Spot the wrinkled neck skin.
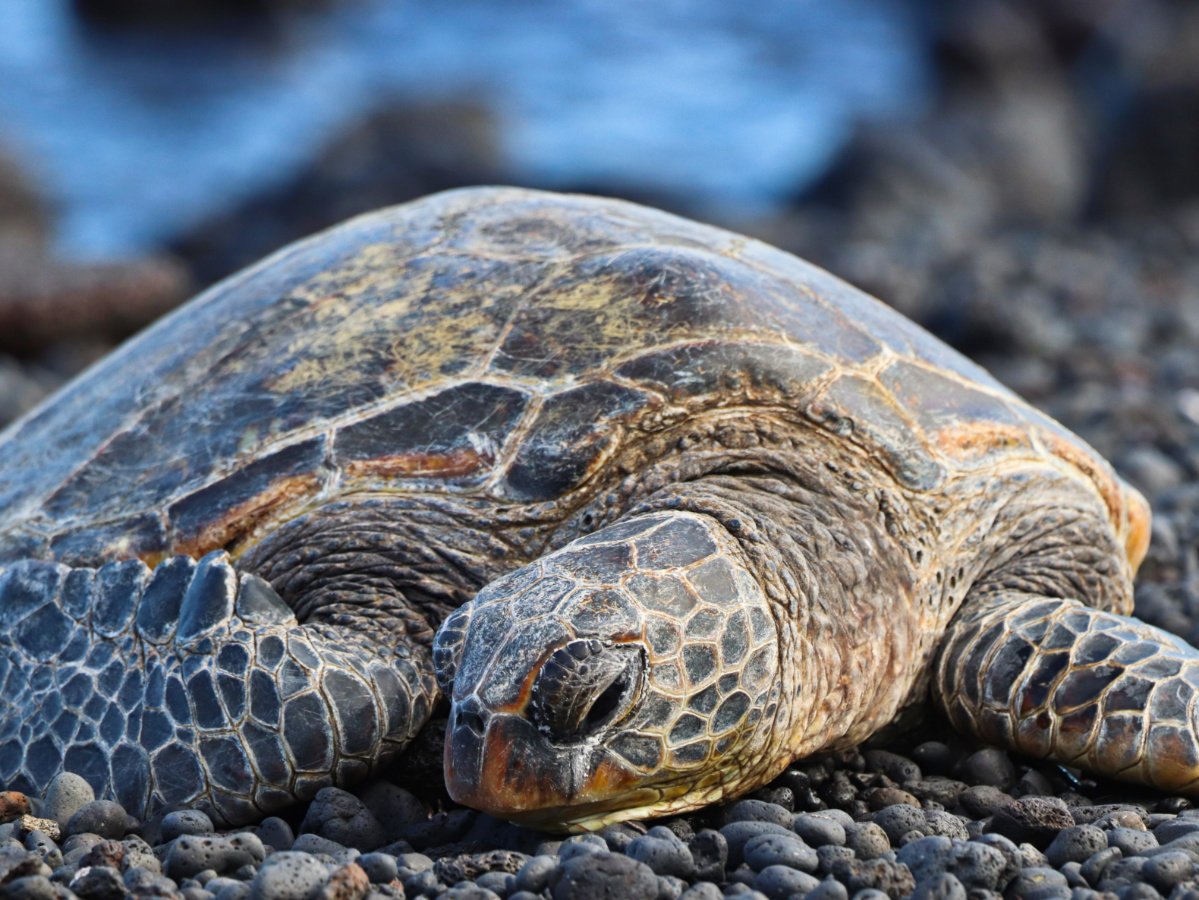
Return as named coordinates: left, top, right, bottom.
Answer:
left=631, top=443, right=930, bottom=777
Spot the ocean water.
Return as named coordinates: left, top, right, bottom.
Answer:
left=0, top=0, right=931, bottom=260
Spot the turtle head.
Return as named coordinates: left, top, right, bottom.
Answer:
left=432, top=510, right=782, bottom=832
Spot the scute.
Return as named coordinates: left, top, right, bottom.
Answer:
left=0, top=186, right=1125, bottom=567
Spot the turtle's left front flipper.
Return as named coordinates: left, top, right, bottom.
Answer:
left=0, top=551, right=436, bottom=825
left=934, top=589, right=1199, bottom=795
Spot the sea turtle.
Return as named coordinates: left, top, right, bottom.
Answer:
left=0, top=187, right=1189, bottom=835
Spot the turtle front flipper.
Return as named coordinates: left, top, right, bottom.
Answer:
left=935, top=590, right=1199, bottom=795
left=0, top=551, right=436, bottom=825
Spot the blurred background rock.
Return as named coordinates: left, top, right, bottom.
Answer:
left=2, top=0, right=1199, bottom=637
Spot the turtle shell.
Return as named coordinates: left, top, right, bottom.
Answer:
left=0, top=187, right=1146, bottom=568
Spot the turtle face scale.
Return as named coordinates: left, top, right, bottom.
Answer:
left=432, top=511, right=782, bottom=831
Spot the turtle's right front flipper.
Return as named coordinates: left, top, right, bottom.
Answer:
left=0, top=552, right=437, bottom=825
left=935, top=590, right=1199, bottom=796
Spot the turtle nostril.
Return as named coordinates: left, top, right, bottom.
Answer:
left=455, top=706, right=486, bottom=737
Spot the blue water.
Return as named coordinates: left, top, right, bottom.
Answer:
left=0, top=0, right=931, bottom=260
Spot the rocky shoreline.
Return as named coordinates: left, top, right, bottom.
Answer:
left=6, top=731, right=1199, bottom=900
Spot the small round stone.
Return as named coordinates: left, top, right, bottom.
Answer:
left=720, top=822, right=795, bottom=870
left=1108, top=828, right=1158, bottom=857
left=547, top=852, right=658, bottom=900
left=721, top=800, right=794, bottom=829
left=743, top=833, right=818, bottom=873
left=910, top=873, right=967, bottom=900
left=807, top=876, right=849, bottom=900
left=678, top=883, right=723, bottom=900
left=3, top=875, right=55, bottom=900
left=1044, top=825, right=1108, bottom=868
left=754, top=864, right=820, bottom=900
left=958, top=786, right=1013, bottom=819
left=625, top=835, right=694, bottom=879
left=40, top=774, right=94, bottom=828
left=299, top=787, right=385, bottom=853
left=1004, top=868, right=1069, bottom=900
left=255, top=818, right=295, bottom=853
left=656, top=874, right=687, bottom=900
left=65, top=800, right=128, bottom=840
left=845, top=823, right=890, bottom=860
left=687, top=830, right=728, bottom=882
left=250, top=851, right=329, bottom=900
left=515, top=855, right=559, bottom=895
left=1142, top=851, right=1195, bottom=893
left=163, top=810, right=217, bottom=842
left=921, top=812, right=968, bottom=842
left=960, top=750, right=1016, bottom=791
left=988, top=798, right=1074, bottom=848
left=355, top=852, right=398, bottom=884
left=794, top=814, right=847, bottom=848
left=874, top=806, right=926, bottom=845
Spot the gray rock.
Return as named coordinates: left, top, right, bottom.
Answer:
left=795, top=814, right=847, bottom=848
left=40, top=774, right=95, bottom=829
left=514, top=855, right=558, bottom=894
left=165, top=834, right=266, bottom=881
left=678, top=883, right=723, bottom=900
left=250, top=851, right=328, bottom=900
left=874, top=806, right=927, bottom=845
left=65, top=801, right=128, bottom=840
left=1111, top=828, right=1160, bottom=858
left=911, top=872, right=967, bottom=900
left=163, top=810, right=217, bottom=842
left=687, top=830, right=727, bottom=883
left=547, top=851, right=659, bottom=900
left=625, top=834, right=694, bottom=879
left=754, top=864, right=820, bottom=900
left=299, top=788, right=385, bottom=853
left=743, top=833, right=818, bottom=873
left=846, top=823, right=891, bottom=860
left=356, top=852, right=398, bottom=884
left=1046, top=826, right=1109, bottom=868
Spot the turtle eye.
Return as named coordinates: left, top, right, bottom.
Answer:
left=433, top=604, right=474, bottom=695
left=529, top=640, right=644, bottom=742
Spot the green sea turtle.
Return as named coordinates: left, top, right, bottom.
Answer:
left=0, top=187, right=1186, bottom=834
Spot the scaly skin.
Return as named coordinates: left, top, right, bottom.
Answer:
left=0, top=551, right=436, bottom=825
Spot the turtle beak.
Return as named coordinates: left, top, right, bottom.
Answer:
left=444, top=699, right=643, bottom=831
